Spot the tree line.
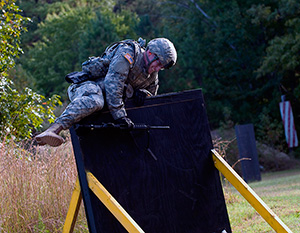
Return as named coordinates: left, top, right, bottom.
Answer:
left=1, top=0, right=300, bottom=153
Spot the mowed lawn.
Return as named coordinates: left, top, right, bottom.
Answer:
left=223, top=168, right=300, bottom=232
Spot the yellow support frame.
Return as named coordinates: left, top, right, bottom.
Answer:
left=63, top=172, right=145, bottom=233
left=86, top=172, right=145, bottom=233
left=212, top=149, right=293, bottom=233
left=63, top=179, right=82, bottom=233
left=64, top=150, right=293, bottom=233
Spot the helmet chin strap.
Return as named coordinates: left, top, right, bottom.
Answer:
left=145, top=49, right=159, bottom=70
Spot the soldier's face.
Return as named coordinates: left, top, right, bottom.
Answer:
left=145, top=50, right=164, bottom=74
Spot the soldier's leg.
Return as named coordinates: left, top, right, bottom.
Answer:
left=55, top=81, right=105, bottom=129
left=35, top=81, right=104, bottom=146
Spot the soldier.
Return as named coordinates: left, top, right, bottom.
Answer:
left=35, top=38, right=177, bottom=147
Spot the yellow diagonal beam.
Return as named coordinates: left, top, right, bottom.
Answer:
left=86, top=172, right=145, bottom=233
left=212, top=149, right=293, bottom=233
left=63, top=178, right=82, bottom=233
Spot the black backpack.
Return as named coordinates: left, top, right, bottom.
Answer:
left=65, top=38, right=146, bottom=84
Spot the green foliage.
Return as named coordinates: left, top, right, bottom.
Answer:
left=254, top=1, right=300, bottom=77
left=78, top=6, right=138, bottom=61
left=9, top=0, right=300, bottom=150
left=148, top=0, right=300, bottom=132
left=19, top=0, right=138, bottom=99
left=21, top=4, right=94, bottom=98
left=151, top=0, right=269, bottom=126
left=248, top=0, right=300, bottom=134
left=0, top=0, right=30, bottom=72
left=0, top=0, right=62, bottom=142
left=0, top=77, right=62, bottom=141
left=256, top=107, right=286, bottom=151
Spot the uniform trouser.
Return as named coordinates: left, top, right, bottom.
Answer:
left=55, top=81, right=105, bottom=130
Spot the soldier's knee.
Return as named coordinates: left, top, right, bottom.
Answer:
left=78, top=94, right=104, bottom=112
left=93, top=95, right=104, bottom=110
left=69, top=81, right=101, bottom=101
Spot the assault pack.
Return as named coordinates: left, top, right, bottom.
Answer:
left=65, top=38, right=146, bottom=84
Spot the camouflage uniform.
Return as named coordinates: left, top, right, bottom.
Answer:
left=55, top=41, right=159, bottom=129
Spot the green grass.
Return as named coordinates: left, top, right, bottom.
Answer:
left=223, top=169, right=300, bottom=232
left=1, top=137, right=300, bottom=232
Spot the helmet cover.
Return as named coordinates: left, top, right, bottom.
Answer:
left=147, top=38, right=177, bottom=69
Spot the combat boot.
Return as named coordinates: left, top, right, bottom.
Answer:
left=35, top=123, right=64, bottom=147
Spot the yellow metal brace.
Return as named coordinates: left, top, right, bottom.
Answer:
left=212, top=149, right=293, bottom=233
left=64, top=150, right=293, bottom=232
left=86, top=172, right=145, bottom=233
left=63, top=172, right=145, bottom=233
left=63, top=178, right=82, bottom=233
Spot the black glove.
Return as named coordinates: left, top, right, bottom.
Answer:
left=115, top=117, right=134, bottom=129
left=133, top=89, right=147, bottom=106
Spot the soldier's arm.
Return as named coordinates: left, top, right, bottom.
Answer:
left=104, top=44, right=134, bottom=120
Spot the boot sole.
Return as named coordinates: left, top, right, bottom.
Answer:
left=35, top=134, right=64, bottom=147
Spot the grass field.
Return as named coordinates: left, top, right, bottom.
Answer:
left=0, top=140, right=88, bottom=232
left=1, top=138, right=300, bottom=232
left=223, top=169, right=300, bottom=232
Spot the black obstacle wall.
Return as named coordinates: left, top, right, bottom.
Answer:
left=235, top=124, right=261, bottom=183
left=73, top=89, right=231, bottom=233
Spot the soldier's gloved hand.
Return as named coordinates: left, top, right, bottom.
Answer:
left=116, top=117, right=134, bottom=129
left=133, top=89, right=148, bottom=106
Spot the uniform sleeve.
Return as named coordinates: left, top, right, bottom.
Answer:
left=104, top=44, right=134, bottom=120
left=145, top=72, right=159, bottom=96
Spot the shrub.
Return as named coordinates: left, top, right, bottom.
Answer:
left=0, top=77, right=62, bottom=142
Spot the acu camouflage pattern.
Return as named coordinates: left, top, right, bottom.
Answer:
left=147, top=38, right=177, bottom=68
left=82, top=57, right=110, bottom=78
left=55, top=40, right=159, bottom=129
left=55, top=80, right=105, bottom=129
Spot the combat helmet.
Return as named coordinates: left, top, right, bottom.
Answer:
left=146, top=38, right=177, bottom=69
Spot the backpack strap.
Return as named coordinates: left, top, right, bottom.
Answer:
left=101, top=38, right=145, bottom=63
